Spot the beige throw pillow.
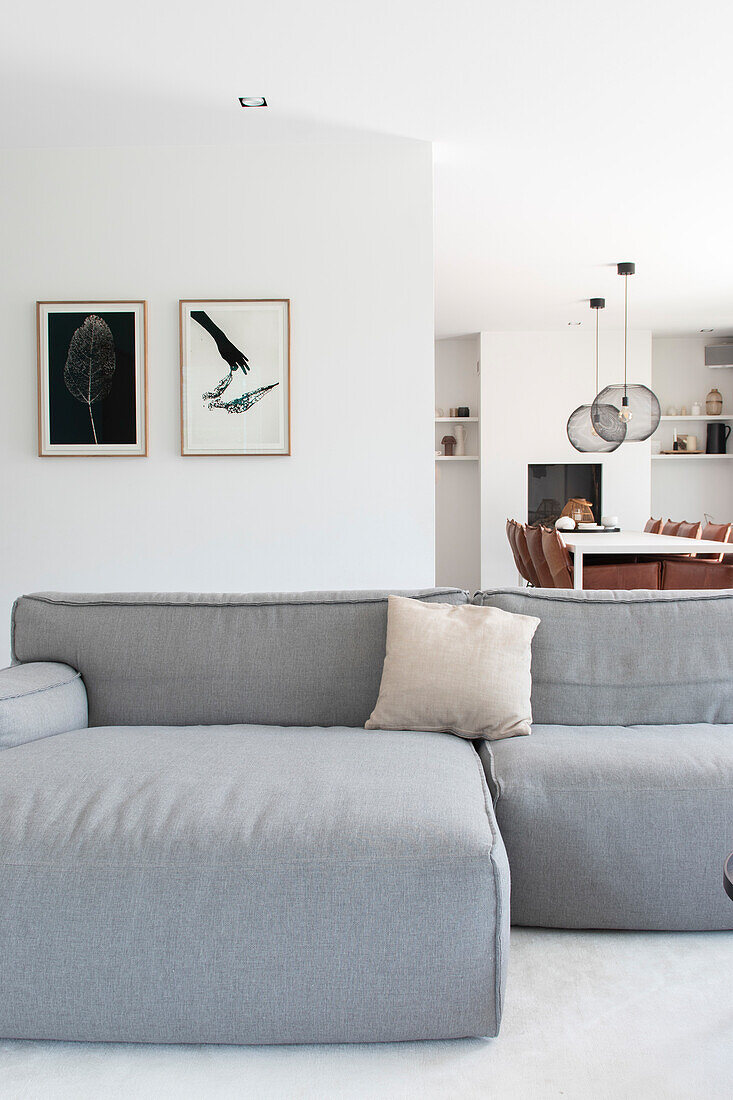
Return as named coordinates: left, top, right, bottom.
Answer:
left=365, top=595, right=540, bottom=740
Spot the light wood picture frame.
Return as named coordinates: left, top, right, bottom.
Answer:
left=179, top=299, right=291, bottom=456
left=37, top=301, right=148, bottom=457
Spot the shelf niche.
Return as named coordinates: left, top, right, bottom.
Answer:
left=435, top=335, right=481, bottom=593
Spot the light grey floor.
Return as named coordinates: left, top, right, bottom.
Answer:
left=1, top=928, right=731, bottom=1100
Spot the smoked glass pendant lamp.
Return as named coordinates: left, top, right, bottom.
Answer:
left=567, top=298, right=627, bottom=452
left=591, top=263, right=661, bottom=443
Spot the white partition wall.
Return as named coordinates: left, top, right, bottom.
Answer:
left=479, top=330, right=653, bottom=588
left=0, top=141, right=435, bottom=661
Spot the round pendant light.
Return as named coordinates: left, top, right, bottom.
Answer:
left=591, top=263, right=661, bottom=443
left=567, top=298, right=627, bottom=453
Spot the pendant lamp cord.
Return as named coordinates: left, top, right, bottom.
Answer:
left=623, top=273, right=628, bottom=400
left=595, top=304, right=599, bottom=393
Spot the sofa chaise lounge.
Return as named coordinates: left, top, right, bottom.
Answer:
left=1, top=587, right=731, bottom=1045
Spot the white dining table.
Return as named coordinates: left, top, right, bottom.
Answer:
left=559, top=530, right=733, bottom=589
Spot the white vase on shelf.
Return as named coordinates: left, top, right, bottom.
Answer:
left=453, top=424, right=467, bottom=457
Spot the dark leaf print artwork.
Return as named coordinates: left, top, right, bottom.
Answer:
left=192, top=310, right=278, bottom=414
left=63, top=315, right=116, bottom=444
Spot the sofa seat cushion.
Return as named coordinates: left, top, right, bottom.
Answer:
left=0, top=724, right=509, bottom=1044
left=479, top=723, right=733, bottom=931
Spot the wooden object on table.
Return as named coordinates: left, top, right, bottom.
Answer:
left=561, top=498, right=595, bottom=523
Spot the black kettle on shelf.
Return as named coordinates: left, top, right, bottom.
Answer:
left=706, top=421, right=731, bottom=454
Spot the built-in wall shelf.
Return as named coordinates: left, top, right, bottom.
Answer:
left=434, top=334, right=482, bottom=593
left=651, top=453, right=733, bottom=461
left=659, top=415, right=731, bottom=422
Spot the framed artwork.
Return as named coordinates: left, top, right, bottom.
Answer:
left=180, top=299, right=290, bottom=456
left=37, top=301, right=148, bottom=457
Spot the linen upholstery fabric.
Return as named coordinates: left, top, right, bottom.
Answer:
left=0, top=724, right=509, bottom=1044
left=365, top=596, right=540, bottom=740
left=11, top=590, right=467, bottom=728
left=0, top=662, right=87, bottom=749
left=473, top=588, right=733, bottom=725
left=479, top=724, right=733, bottom=930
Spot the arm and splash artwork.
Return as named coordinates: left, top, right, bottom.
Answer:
left=191, top=311, right=279, bottom=415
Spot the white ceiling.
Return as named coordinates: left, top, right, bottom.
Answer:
left=4, top=0, right=733, bottom=336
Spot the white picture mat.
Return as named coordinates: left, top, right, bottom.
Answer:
left=37, top=301, right=147, bottom=457
left=181, top=301, right=289, bottom=455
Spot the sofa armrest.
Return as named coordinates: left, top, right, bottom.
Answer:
left=0, top=663, right=88, bottom=750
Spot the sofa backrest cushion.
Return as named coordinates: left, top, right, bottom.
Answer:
left=473, top=588, right=733, bottom=726
left=12, top=590, right=468, bottom=728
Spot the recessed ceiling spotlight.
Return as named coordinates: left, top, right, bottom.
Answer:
left=700, top=328, right=714, bottom=332
left=568, top=321, right=582, bottom=326
left=239, top=96, right=267, bottom=107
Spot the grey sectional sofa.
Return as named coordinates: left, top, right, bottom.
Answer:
left=2, top=589, right=508, bottom=1045
left=1, top=587, right=731, bottom=1046
left=475, top=588, right=733, bottom=932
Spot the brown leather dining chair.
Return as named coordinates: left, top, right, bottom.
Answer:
left=676, top=521, right=702, bottom=540
left=525, top=525, right=555, bottom=588
left=661, top=519, right=703, bottom=560
left=698, top=522, right=733, bottom=562
left=515, top=524, right=541, bottom=586
left=662, top=559, right=733, bottom=589
left=541, top=528, right=661, bottom=590
left=506, top=520, right=525, bottom=580
left=662, top=519, right=702, bottom=540
left=644, top=517, right=663, bottom=534
left=501, top=521, right=537, bottom=589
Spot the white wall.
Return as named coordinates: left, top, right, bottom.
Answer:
left=434, top=336, right=481, bottom=592
left=0, top=142, right=435, bottom=661
left=480, top=330, right=652, bottom=587
left=651, top=336, right=733, bottom=523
